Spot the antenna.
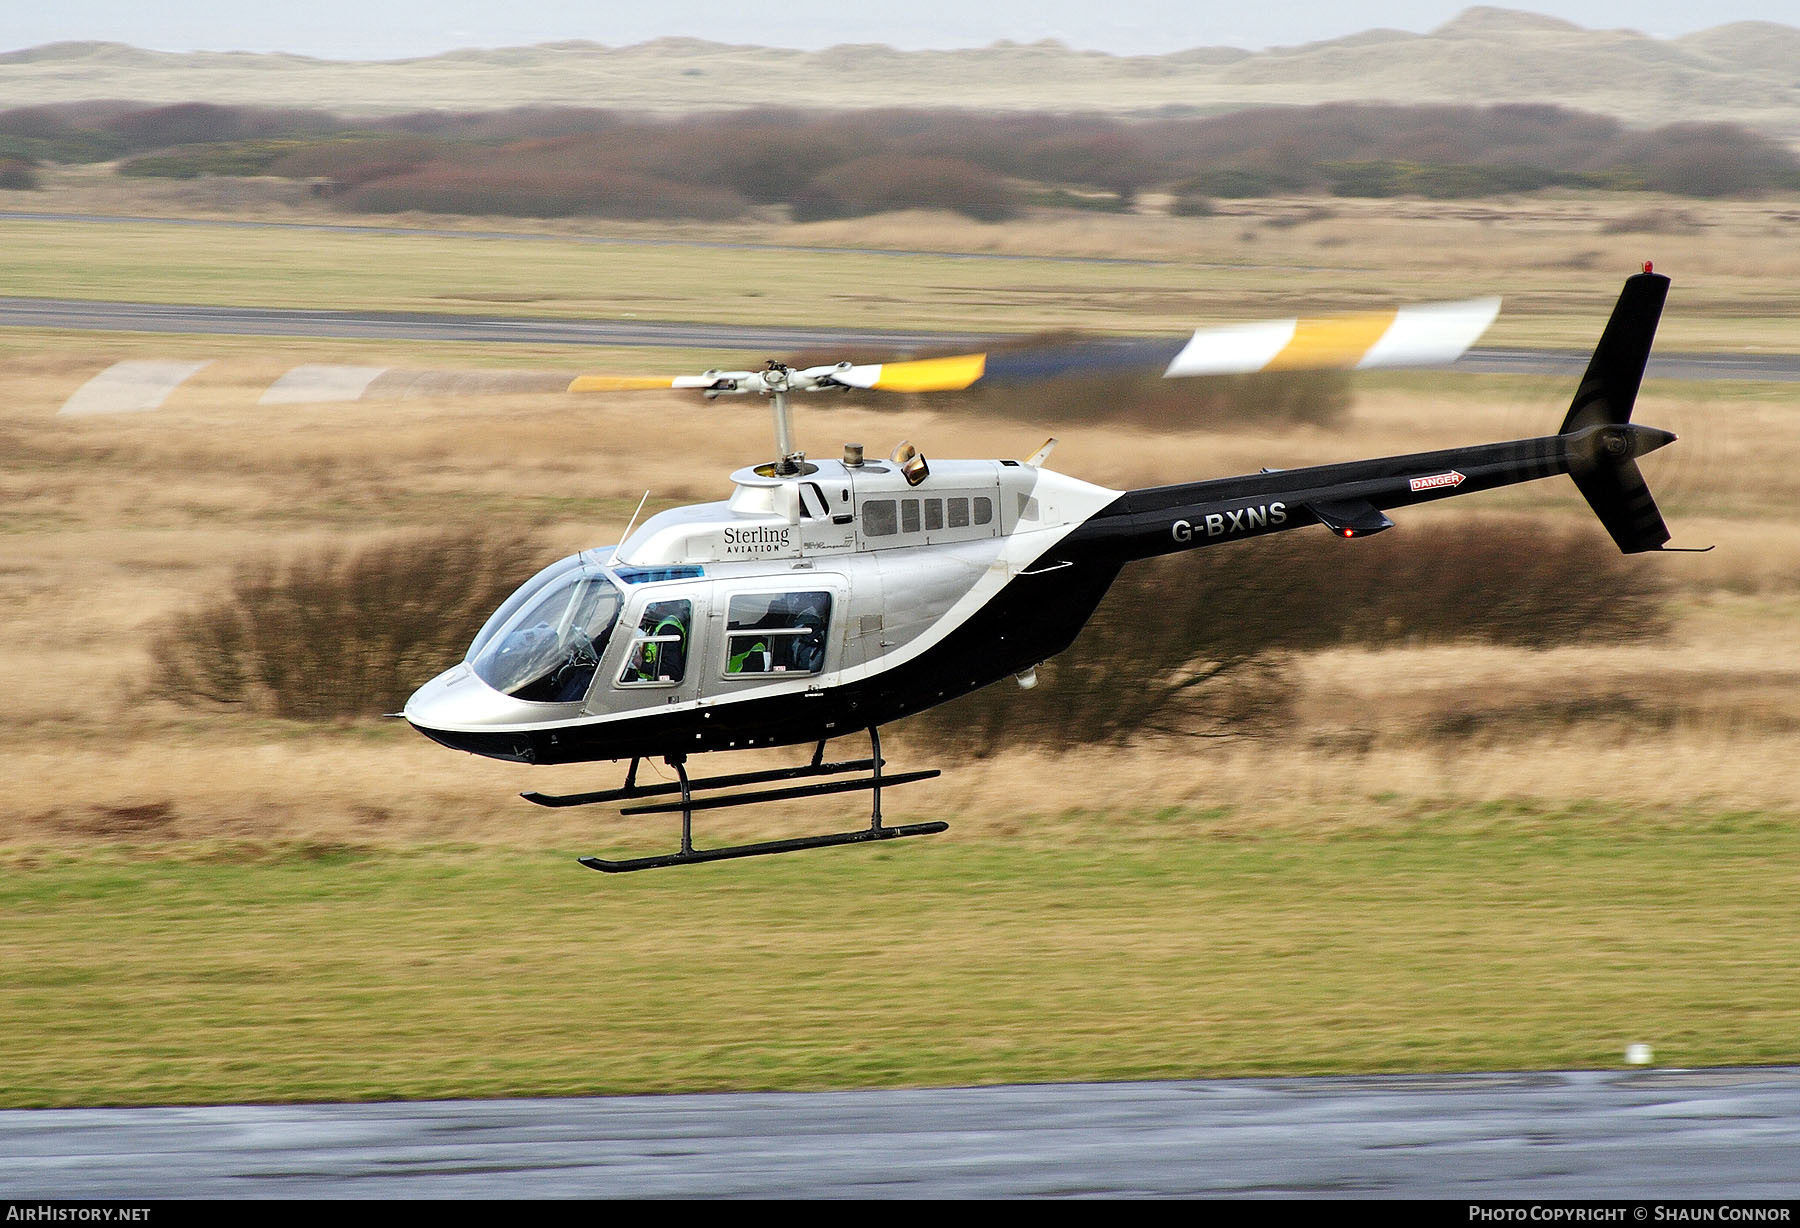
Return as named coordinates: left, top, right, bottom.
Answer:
left=617, top=489, right=651, bottom=556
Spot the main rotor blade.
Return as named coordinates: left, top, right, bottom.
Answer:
left=1162, top=298, right=1502, bottom=376
left=828, top=298, right=1502, bottom=391
left=560, top=298, right=1501, bottom=397
left=566, top=375, right=687, bottom=392
left=834, top=353, right=988, bottom=391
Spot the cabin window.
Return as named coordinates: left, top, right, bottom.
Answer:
left=973, top=496, right=994, bottom=526
left=862, top=499, right=897, bottom=537
left=901, top=499, right=921, bottom=533
left=617, top=599, right=691, bottom=687
left=724, top=591, right=832, bottom=677
left=925, top=499, right=944, bottom=531
left=947, top=497, right=970, bottom=529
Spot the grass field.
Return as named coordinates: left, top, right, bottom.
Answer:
left=2, top=193, right=1798, bottom=1105
left=7, top=186, right=1800, bottom=348
left=5, top=812, right=1800, bottom=1108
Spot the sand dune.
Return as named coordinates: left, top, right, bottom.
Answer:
left=3, top=9, right=1798, bottom=138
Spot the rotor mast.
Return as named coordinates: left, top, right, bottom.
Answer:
left=761, top=362, right=803, bottom=474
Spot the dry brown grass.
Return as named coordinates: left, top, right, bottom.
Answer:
left=3, top=327, right=1799, bottom=851
left=3, top=197, right=1797, bottom=853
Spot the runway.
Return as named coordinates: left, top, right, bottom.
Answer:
left=0, top=295, right=972, bottom=354
left=4, top=295, right=1798, bottom=383
left=3, top=1067, right=1798, bottom=1198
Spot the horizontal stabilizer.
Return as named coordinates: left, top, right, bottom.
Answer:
left=1571, top=454, right=1671, bottom=554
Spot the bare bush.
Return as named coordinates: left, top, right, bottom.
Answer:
left=152, top=528, right=558, bottom=720
left=10, top=99, right=1792, bottom=216
left=99, top=102, right=340, bottom=151
left=1598, top=207, right=1705, bottom=235
left=266, top=136, right=438, bottom=187
left=0, top=157, right=38, bottom=190
left=1612, top=123, right=1800, bottom=197
left=905, top=516, right=1667, bottom=753
left=791, top=155, right=1021, bottom=223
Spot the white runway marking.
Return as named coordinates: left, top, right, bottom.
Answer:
left=57, top=360, right=212, bottom=416
left=259, top=364, right=390, bottom=404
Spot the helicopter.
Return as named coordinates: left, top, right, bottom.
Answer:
left=404, top=267, right=1691, bottom=873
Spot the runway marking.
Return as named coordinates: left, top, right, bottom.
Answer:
left=259, top=364, right=390, bottom=404
left=57, top=360, right=212, bottom=416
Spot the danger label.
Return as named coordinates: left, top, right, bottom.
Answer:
left=1408, top=470, right=1466, bottom=492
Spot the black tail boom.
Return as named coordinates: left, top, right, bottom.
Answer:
left=1078, top=423, right=1674, bottom=561
left=1075, top=270, right=1683, bottom=560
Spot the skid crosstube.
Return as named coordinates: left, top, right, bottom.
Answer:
left=522, top=758, right=880, bottom=808
left=618, top=769, right=939, bottom=816
left=579, top=821, right=949, bottom=873
left=569, top=727, right=945, bottom=873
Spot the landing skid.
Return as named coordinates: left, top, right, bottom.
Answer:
left=556, top=728, right=945, bottom=873
left=578, top=822, right=949, bottom=873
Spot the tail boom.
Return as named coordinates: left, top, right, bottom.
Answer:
left=1073, top=422, right=1673, bottom=561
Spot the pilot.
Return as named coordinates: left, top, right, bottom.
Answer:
left=789, top=595, right=828, bottom=673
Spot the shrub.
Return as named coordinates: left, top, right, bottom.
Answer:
left=336, top=163, right=746, bottom=220
left=904, top=516, right=1667, bottom=753
left=0, top=157, right=38, bottom=190
left=1597, top=208, right=1704, bottom=236
left=265, top=136, right=439, bottom=187
left=119, top=139, right=307, bottom=179
left=1611, top=123, right=1800, bottom=197
left=1168, top=191, right=1216, bottom=217
left=152, top=528, right=557, bottom=721
left=791, top=155, right=1021, bottom=223
left=100, top=102, right=339, bottom=150
left=29, top=98, right=1795, bottom=218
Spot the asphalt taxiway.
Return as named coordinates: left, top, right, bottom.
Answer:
left=4, top=296, right=1797, bottom=384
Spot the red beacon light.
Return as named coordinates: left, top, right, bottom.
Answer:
left=1643, top=260, right=1654, bottom=273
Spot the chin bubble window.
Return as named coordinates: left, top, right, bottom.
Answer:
left=724, top=591, right=832, bottom=677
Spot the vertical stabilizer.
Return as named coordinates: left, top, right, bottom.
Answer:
left=1561, top=270, right=1677, bottom=553
left=1560, top=270, right=1669, bottom=434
